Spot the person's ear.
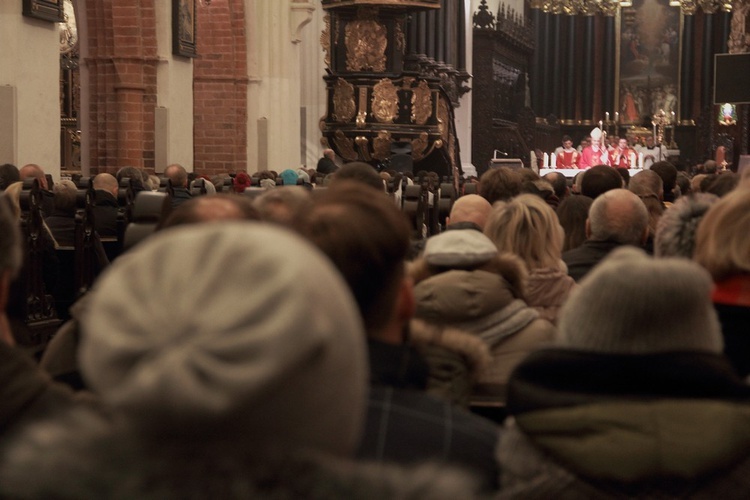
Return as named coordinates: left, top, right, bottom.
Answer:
left=395, top=276, right=415, bottom=326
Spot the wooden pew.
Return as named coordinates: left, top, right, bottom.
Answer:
left=14, top=178, right=60, bottom=352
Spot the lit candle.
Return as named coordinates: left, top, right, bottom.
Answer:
left=630, top=152, right=636, bottom=168
left=671, top=111, right=675, bottom=123
left=599, top=120, right=603, bottom=130
left=606, top=112, right=610, bottom=121
left=551, top=153, right=557, bottom=169
left=615, top=112, right=619, bottom=123
left=638, top=152, right=644, bottom=169
left=543, top=152, right=549, bottom=169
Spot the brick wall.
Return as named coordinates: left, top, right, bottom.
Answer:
left=85, top=0, right=159, bottom=174
left=194, top=0, right=248, bottom=176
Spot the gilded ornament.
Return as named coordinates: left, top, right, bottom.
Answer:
left=411, top=132, right=428, bottom=162
left=411, top=80, right=433, bottom=125
left=372, top=78, right=400, bottom=123
left=356, top=110, right=368, bottom=128
left=356, top=86, right=369, bottom=127
left=355, top=136, right=372, bottom=161
left=345, top=8, right=387, bottom=72
left=321, top=15, right=331, bottom=68
left=448, top=133, right=456, bottom=171
left=333, top=78, right=356, bottom=123
left=394, top=20, right=405, bottom=55
left=437, top=96, right=450, bottom=141
left=402, top=77, right=415, bottom=89
left=334, top=130, right=358, bottom=161
left=373, top=130, right=392, bottom=160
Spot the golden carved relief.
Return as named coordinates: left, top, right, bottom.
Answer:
left=448, top=133, right=456, bottom=172
left=395, top=20, right=405, bottom=55
left=373, top=130, right=392, bottom=160
left=356, top=87, right=369, bottom=128
left=402, top=77, right=415, bottom=89
left=356, top=111, right=367, bottom=128
left=372, top=78, right=399, bottom=123
left=411, top=80, right=432, bottom=125
left=411, top=132, right=428, bottom=162
left=333, top=78, right=356, bottom=123
left=437, top=95, right=450, bottom=141
left=334, top=130, right=358, bottom=161
left=321, top=15, right=331, bottom=68
left=345, top=7, right=387, bottom=72
left=355, top=136, right=372, bottom=161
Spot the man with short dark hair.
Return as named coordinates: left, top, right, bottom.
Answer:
left=0, top=164, right=20, bottom=191
left=479, top=166, right=522, bottom=205
left=300, top=181, right=500, bottom=491
left=580, top=164, right=623, bottom=199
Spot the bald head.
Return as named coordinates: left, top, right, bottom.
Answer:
left=448, top=194, right=493, bottom=230
left=588, top=189, right=649, bottom=245
left=164, top=164, right=188, bottom=188
left=93, top=173, right=119, bottom=197
left=19, top=164, right=47, bottom=190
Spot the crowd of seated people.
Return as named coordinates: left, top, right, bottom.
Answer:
left=1, top=157, right=749, bottom=497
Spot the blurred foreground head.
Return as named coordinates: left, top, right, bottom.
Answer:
left=80, top=222, right=367, bottom=457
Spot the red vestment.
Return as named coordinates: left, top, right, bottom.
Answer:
left=579, top=146, right=610, bottom=169
left=609, top=147, right=635, bottom=168
left=556, top=149, right=579, bottom=169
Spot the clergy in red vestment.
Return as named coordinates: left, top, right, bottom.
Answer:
left=556, top=136, right=580, bottom=169
left=609, top=137, right=635, bottom=168
left=578, top=128, right=610, bottom=169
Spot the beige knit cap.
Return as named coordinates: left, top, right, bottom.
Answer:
left=80, top=222, right=368, bottom=457
left=559, top=247, right=723, bottom=354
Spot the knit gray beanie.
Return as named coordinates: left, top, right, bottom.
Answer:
left=80, top=222, right=367, bottom=457
left=558, top=247, right=723, bottom=354
left=423, top=229, right=497, bottom=267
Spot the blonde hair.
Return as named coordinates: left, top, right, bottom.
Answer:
left=694, top=186, right=750, bottom=281
left=484, top=194, right=565, bottom=271
left=3, top=181, right=23, bottom=219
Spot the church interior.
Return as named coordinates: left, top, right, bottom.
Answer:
left=2, top=0, right=749, bottom=180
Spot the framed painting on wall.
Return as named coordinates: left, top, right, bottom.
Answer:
left=22, top=0, right=65, bottom=23
left=173, top=0, right=197, bottom=58
left=617, top=0, right=680, bottom=127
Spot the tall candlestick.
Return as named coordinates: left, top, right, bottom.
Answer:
left=638, top=152, right=644, bottom=169
left=550, top=153, right=557, bottom=169
left=606, top=112, right=610, bottom=121
left=599, top=120, right=603, bottom=130
left=615, top=112, right=619, bottom=123
left=543, top=152, right=549, bottom=169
